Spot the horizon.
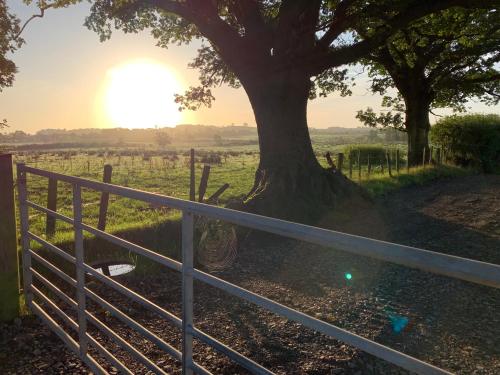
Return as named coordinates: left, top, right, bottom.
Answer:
left=2, top=1, right=498, bottom=134
left=1, top=122, right=376, bottom=137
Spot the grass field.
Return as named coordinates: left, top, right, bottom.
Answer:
left=12, top=142, right=466, bottom=244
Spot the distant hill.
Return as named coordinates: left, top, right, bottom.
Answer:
left=1, top=124, right=404, bottom=148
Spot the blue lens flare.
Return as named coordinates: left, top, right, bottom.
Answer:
left=344, top=272, right=353, bottom=280
left=388, top=315, right=409, bottom=333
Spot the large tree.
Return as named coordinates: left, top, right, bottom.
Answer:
left=356, top=8, right=500, bottom=165
left=28, top=0, right=500, bottom=219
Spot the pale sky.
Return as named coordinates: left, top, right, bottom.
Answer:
left=1, top=1, right=498, bottom=133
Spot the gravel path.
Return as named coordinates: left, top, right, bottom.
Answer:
left=1, top=174, right=499, bottom=374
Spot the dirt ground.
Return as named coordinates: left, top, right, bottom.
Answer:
left=1, top=174, right=499, bottom=374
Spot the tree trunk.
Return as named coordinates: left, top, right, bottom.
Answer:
left=238, top=71, right=360, bottom=222
left=404, top=95, right=431, bottom=166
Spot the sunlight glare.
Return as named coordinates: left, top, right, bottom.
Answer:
left=104, top=59, right=182, bottom=128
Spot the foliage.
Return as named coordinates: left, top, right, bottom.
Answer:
left=155, top=130, right=171, bottom=148
left=0, top=0, right=22, bottom=92
left=35, top=0, right=496, bottom=111
left=430, top=114, right=500, bottom=173
left=357, top=7, right=500, bottom=130
left=344, top=145, right=404, bottom=165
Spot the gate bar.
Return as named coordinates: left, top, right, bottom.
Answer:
left=17, top=164, right=32, bottom=308
left=193, top=269, right=451, bottom=375
left=182, top=211, right=194, bottom=375
left=31, top=301, right=107, bottom=375
left=192, top=327, right=274, bottom=375
left=28, top=232, right=76, bottom=264
left=84, top=286, right=182, bottom=361
left=86, top=311, right=168, bottom=375
left=84, top=264, right=182, bottom=327
left=30, top=250, right=76, bottom=287
left=81, top=223, right=182, bottom=272
left=73, top=184, right=88, bottom=357
left=31, top=285, right=133, bottom=375
left=21, top=165, right=500, bottom=289
left=26, top=200, right=74, bottom=225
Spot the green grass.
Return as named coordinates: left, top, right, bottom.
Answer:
left=12, top=145, right=462, bottom=247
left=360, top=165, right=472, bottom=197
left=4, top=145, right=471, bottom=319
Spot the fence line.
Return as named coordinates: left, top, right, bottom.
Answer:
left=17, top=163, right=500, bottom=375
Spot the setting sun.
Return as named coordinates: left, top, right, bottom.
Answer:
left=104, top=59, right=183, bottom=128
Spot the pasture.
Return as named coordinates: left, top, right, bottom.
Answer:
left=12, top=141, right=459, bottom=245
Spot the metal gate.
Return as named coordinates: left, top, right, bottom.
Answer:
left=17, top=163, right=500, bottom=375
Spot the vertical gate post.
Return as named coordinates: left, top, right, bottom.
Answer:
left=17, top=163, right=32, bottom=311
left=0, top=154, right=19, bottom=321
left=182, top=210, right=194, bottom=375
left=189, top=149, right=195, bottom=201
left=73, top=184, right=88, bottom=358
left=46, top=178, right=58, bottom=238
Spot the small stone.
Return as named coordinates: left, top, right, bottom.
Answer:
left=33, top=349, right=41, bottom=356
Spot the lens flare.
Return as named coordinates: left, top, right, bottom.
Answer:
left=344, top=272, right=353, bottom=280
left=388, top=315, right=409, bottom=333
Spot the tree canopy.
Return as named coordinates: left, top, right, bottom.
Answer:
left=29, top=0, right=498, bottom=109
left=356, top=7, right=500, bottom=132
left=19, top=0, right=500, bottom=219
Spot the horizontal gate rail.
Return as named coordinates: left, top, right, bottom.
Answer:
left=83, top=263, right=183, bottom=328
left=17, top=163, right=500, bottom=375
left=31, top=285, right=134, bottom=375
left=193, top=269, right=448, bottom=374
left=191, top=327, right=275, bottom=375
left=84, top=286, right=183, bottom=361
left=81, top=223, right=183, bottom=272
left=29, top=250, right=77, bottom=286
left=21, top=165, right=500, bottom=289
left=28, top=231, right=76, bottom=263
left=30, top=301, right=107, bottom=374
left=26, top=200, right=74, bottom=224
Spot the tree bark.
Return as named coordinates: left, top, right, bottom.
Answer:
left=404, top=94, right=432, bottom=166
left=237, top=70, right=359, bottom=221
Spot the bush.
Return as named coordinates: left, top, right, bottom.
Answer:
left=344, top=145, right=404, bottom=165
left=430, top=114, right=500, bottom=173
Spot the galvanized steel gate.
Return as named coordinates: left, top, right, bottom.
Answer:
left=17, top=164, right=500, bottom=375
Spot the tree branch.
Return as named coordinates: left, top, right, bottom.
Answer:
left=15, top=2, right=55, bottom=40
left=308, top=0, right=500, bottom=75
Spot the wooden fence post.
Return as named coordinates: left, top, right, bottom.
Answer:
left=367, top=154, right=371, bottom=178
left=337, top=153, right=344, bottom=174
left=189, top=149, right=195, bottom=201
left=46, top=178, right=58, bottom=238
left=422, top=147, right=426, bottom=168
left=429, top=146, right=433, bottom=165
left=357, top=150, right=361, bottom=179
left=325, top=152, right=335, bottom=168
left=396, top=149, right=400, bottom=174
left=198, top=165, right=211, bottom=202
left=407, top=149, right=410, bottom=174
left=387, top=151, right=392, bottom=177
left=348, top=154, right=353, bottom=179
left=97, top=164, right=113, bottom=231
left=0, top=154, right=20, bottom=321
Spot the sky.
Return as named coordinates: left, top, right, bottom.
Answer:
left=1, top=1, right=498, bottom=133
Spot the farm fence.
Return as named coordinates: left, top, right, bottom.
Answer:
left=17, top=163, right=500, bottom=375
